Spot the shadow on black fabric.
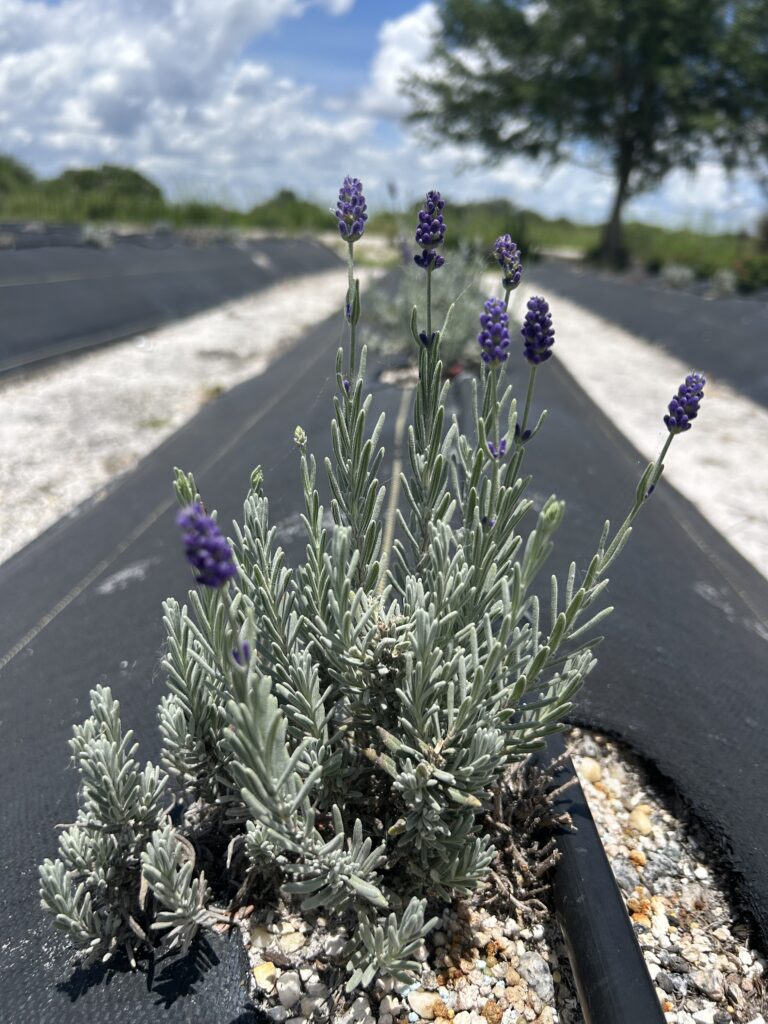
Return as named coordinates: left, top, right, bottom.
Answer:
left=149, top=935, right=221, bottom=1008
left=225, top=1008, right=269, bottom=1024
left=56, top=950, right=130, bottom=1001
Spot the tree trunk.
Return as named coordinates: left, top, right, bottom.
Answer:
left=599, top=159, right=631, bottom=267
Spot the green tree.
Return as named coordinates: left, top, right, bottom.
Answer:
left=0, top=155, right=36, bottom=195
left=408, top=0, right=744, bottom=264
left=48, top=164, right=164, bottom=202
left=720, top=1, right=768, bottom=207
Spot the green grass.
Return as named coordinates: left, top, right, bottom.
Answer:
left=622, top=223, right=755, bottom=278
left=369, top=198, right=758, bottom=276
left=0, top=155, right=762, bottom=285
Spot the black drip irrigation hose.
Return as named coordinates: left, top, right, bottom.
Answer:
left=539, top=732, right=665, bottom=1024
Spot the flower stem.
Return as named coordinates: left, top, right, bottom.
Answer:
left=347, top=240, right=356, bottom=381
left=426, top=267, right=433, bottom=342
left=519, top=366, right=538, bottom=438
left=648, top=434, right=674, bottom=491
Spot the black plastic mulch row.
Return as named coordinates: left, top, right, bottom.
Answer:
left=529, top=258, right=768, bottom=408
left=0, top=234, right=338, bottom=374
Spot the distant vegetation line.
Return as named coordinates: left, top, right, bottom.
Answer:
left=1, top=155, right=765, bottom=290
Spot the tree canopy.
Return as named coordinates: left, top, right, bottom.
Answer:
left=408, top=0, right=759, bottom=262
left=0, top=155, right=36, bottom=195
left=49, top=164, right=164, bottom=202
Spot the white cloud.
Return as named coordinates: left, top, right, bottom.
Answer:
left=0, top=0, right=762, bottom=228
left=0, top=0, right=365, bottom=205
left=360, top=2, right=437, bottom=118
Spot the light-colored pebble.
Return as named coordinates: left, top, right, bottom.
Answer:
left=408, top=989, right=439, bottom=1019
left=628, top=806, right=653, bottom=835
left=253, top=961, right=279, bottom=993
left=276, top=970, right=302, bottom=1009
left=579, top=756, right=602, bottom=782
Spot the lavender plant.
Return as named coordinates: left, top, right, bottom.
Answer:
left=40, top=181, right=704, bottom=991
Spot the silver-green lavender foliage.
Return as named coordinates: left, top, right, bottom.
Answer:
left=40, top=184, right=688, bottom=989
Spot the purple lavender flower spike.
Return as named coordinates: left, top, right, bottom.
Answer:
left=414, top=189, right=446, bottom=271
left=493, top=234, right=523, bottom=290
left=488, top=439, right=507, bottom=459
left=177, top=503, right=237, bottom=588
left=521, top=296, right=555, bottom=364
left=477, top=297, right=511, bottom=365
left=664, top=372, right=706, bottom=434
left=335, top=176, right=368, bottom=243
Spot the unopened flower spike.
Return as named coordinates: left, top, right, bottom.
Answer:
left=293, top=425, right=308, bottom=447
left=414, top=189, right=446, bottom=271
left=233, top=641, right=251, bottom=667
left=335, top=176, right=367, bottom=243
left=664, top=372, right=706, bottom=434
left=477, top=297, right=510, bottom=365
left=176, top=503, right=237, bottom=588
left=487, top=439, right=507, bottom=459
left=521, top=296, right=555, bottom=364
left=494, top=234, right=523, bottom=290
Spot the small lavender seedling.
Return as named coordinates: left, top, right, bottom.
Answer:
left=41, top=178, right=706, bottom=995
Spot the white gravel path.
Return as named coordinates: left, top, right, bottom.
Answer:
left=0, top=267, right=378, bottom=565
left=2, top=260, right=765, bottom=586
left=521, top=277, right=768, bottom=582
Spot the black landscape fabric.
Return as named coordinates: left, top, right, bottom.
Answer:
left=0, top=232, right=338, bottom=375
left=530, top=259, right=768, bottom=408
left=1, top=299, right=767, bottom=1021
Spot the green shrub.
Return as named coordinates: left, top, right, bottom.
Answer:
left=734, top=254, right=768, bottom=293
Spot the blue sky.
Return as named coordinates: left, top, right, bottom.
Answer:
left=245, top=1, right=417, bottom=90
left=0, top=0, right=762, bottom=230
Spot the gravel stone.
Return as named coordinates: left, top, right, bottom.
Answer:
left=517, top=952, right=554, bottom=1003
left=276, top=970, right=302, bottom=1009
left=690, top=968, right=725, bottom=1000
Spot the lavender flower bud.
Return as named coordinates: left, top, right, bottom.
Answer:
left=233, top=641, right=251, bottom=666
left=487, top=439, right=507, bottom=459
left=493, top=234, right=523, bottom=289
left=414, top=249, right=445, bottom=270
left=414, top=189, right=446, bottom=271
left=664, top=372, right=706, bottom=434
left=477, top=297, right=510, bottom=365
left=177, top=503, right=237, bottom=588
left=521, top=296, right=555, bottom=364
left=335, top=176, right=368, bottom=243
